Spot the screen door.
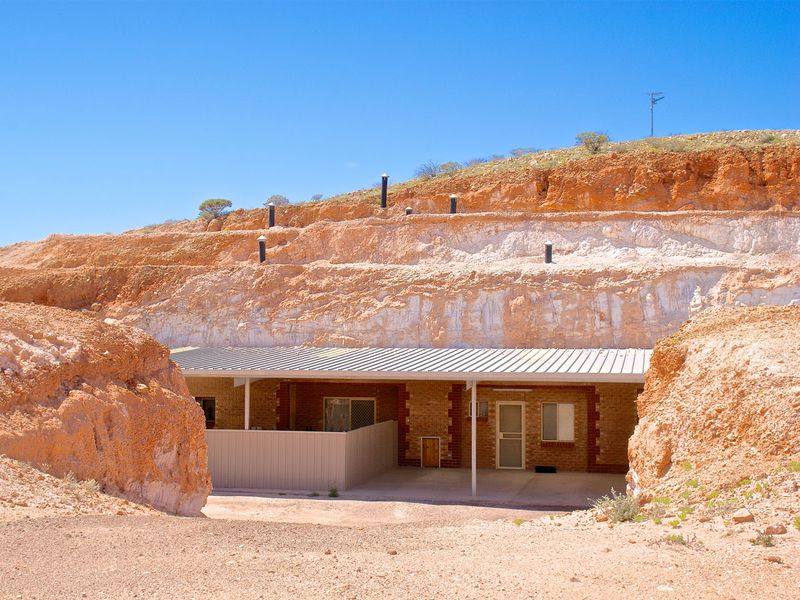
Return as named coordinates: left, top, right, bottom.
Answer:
left=497, top=402, right=524, bottom=469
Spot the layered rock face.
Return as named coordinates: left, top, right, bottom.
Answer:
left=0, top=143, right=798, bottom=349
left=627, top=306, right=800, bottom=499
left=0, top=302, right=211, bottom=515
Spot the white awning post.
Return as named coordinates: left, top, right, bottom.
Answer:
left=468, top=380, right=477, bottom=497
left=244, top=377, right=251, bottom=430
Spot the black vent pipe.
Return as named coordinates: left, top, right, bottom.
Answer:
left=380, top=173, right=388, bottom=208
left=258, top=235, right=267, bottom=263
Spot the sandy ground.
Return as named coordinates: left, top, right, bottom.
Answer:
left=1, top=494, right=798, bottom=599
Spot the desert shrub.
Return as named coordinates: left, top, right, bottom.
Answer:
left=198, top=198, right=232, bottom=220
left=487, top=153, right=506, bottom=161
left=751, top=532, right=775, bottom=547
left=415, top=161, right=441, bottom=179
left=265, top=194, right=289, bottom=206
left=793, top=516, right=800, bottom=530
left=512, top=517, right=525, bottom=526
left=439, top=161, right=461, bottom=175
left=63, top=472, right=77, bottom=486
left=80, top=479, right=101, bottom=493
left=576, top=131, right=609, bottom=154
left=648, top=138, right=689, bottom=153
left=592, top=488, right=639, bottom=522
left=788, top=460, right=800, bottom=472
left=328, top=486, right=338, bottom=498
left=309, top=194, right=323, bottom=202
left=463, top=158, right=488, bottom=167
left=664, top=533, right=703, bottom=549
left=510, top=147, right=538, bottom=157
left=760, top=133, right=778, bottom=144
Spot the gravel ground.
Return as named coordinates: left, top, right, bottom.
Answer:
left=1, top=495, right=798, bottom=599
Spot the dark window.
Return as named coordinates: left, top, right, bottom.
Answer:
left=195, top=397, right=216, bottom=429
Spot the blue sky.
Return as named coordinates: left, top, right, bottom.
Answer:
left=0, top=0, right=798, bottom=245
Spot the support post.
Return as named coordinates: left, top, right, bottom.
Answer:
left=244, top=377, right=251, bottom=430
left=268, top=202, right=276, bottom=228
left=468, top=380, right=477, bottom=497
left=450, top=194, right=458, bottom=214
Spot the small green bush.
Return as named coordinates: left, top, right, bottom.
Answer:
left=793, top=516, right=800, bottom=530
left=680, top=461, right=693, bottom=472
left=665, top=534, right=687, bottom=545
left=668, top=519, right=681, bottom=528
left=788, top=460, right=800, bottom=473
left=328, top=486, right=339, bottom=498
left=759, top=133, right=778, bottom=144
left=439, top=161, right=461, bottom=175
left=198, top=198, right=232, bottom=220
left=686, top=479, right=699, bottom=488
left=576, top=131, right=609, bottom=154
left=512, top=517, right=525, bottom=526
left=751, top=532, right=775, bottom=547
left=592, top=488, right=639, bottom=523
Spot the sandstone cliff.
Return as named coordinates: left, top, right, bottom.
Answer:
left=627, top=305, right=800, bottom=500
left=0, top=133, right=797, bottom=349
left=0, top=302, right=211, bottom=515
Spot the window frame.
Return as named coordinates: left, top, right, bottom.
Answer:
left=541, top=402, right=575, bottom=442
left=194, top=396, right=216, bottom=429
left=323, top=396, right=377, bottom=432
left=467, top=400, right=489, bottom=418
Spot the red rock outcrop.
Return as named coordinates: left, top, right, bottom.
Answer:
left=0, top=302, right=211, bottom=515
left=0, top=138, right=797, bottom=350
left=627, top=305, right=800, bottom=499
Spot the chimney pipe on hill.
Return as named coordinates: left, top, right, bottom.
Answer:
left=258, top=235, right=267, bottom=263
left=380, top=174, right=389, bottom=208
left=268, top=203, right=276, bottom=228
left=450, top=194, right=457, bottom=214
left=545, top=241, right=553, bottom=264
left=405, top=207, right=413, bottom=215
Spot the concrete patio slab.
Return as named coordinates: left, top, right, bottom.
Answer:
left=343, top=468, right=626, bottom=509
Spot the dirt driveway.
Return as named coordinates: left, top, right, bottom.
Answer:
left=1, top=494, right=797, bottom=599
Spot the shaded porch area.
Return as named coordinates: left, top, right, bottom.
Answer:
left=344, top=467, right=626, bottom=510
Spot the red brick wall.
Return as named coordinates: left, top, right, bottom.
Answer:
left=290, top=381, right=399, bottom=431
left=590, top=384, right=640, bottom=473
left=403, top=381, right=457, bottom=466
left=185, top=377, right=279, bottom=430
left=186, top=376, right=640, bottom=473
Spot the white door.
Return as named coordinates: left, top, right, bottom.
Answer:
left=496, top=402, right=525, bottom=469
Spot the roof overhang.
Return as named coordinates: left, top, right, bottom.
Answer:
left=171, top=346, right=651, bottom=385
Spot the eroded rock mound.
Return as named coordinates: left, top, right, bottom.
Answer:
left=0, top=302, right=211, bottom=515
left=628, top=305, right=800, bottom=499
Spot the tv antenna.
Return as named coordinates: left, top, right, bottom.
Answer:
left=646, top=92, right=665, bottom=137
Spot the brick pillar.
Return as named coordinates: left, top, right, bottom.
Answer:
left=443, top=384, right=464, bottom=467
left=586, top=387, right=600, bottom=472
left=277, top=382, right=290, bottom=430
left=397, top=384, right=413, bottom=466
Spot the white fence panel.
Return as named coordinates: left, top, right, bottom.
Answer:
left=206, top=430, right=347, bottom=491
left=205, top=420, right=397, bottom=491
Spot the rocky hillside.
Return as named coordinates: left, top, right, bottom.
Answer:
left=0, top=302, right=211, bottom=515
left=628, top=306, right=800, bottom=510
left=0, top=131, right=798, bottom=349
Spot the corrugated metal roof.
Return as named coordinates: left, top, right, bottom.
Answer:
left=171, top=346, right=652, bottom=383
